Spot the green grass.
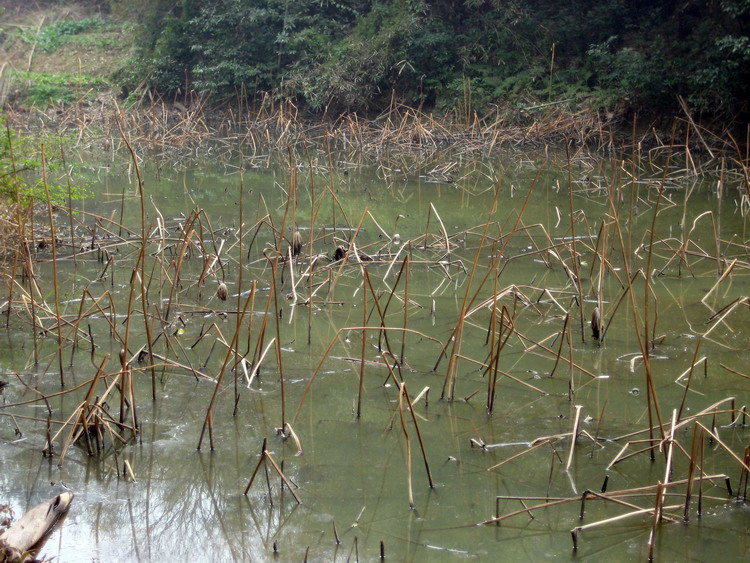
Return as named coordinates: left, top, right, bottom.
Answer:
left=20, top=17, right=113, bottom=53
left=10, top=71, right=108, bottom=107
left=68, top=33, right=119, bottom=49
left=0, top=112, right=91, bottom=206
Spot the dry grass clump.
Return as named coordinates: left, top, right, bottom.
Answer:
left=1, top=90, right=617, bottom=162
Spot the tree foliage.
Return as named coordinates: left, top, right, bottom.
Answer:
left=111, top=0, right=750, bottom=120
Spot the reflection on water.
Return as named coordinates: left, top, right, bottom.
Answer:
left=1, top=148, right=749, bottom=561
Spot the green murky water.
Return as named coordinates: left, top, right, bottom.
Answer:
left=1, top=146, right=749, bottom=561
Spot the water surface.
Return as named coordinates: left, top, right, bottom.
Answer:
left=1, top=146, right=749, bottom=561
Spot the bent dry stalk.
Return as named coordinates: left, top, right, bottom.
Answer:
left=2, top=117, right=749, bottom=561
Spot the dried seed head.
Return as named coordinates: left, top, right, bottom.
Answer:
left=217, top=282, right=229, bottom=301
left=292, top=230, right=303, bottom=257
left=333, top=245, right=347, bottom=261
left=591, top=307, right=603, bottom=341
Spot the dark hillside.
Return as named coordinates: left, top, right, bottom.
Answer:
left=110, top=0, right=749, bottom=125
left=1, top=1, right=748, bottom=134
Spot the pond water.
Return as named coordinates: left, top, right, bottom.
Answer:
left=1, top=144, right=749, bottom=562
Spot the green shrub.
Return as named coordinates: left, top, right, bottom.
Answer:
left=111, top=0, right=750, bottom=120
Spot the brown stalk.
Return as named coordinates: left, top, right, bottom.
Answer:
left=401, top=382, right=434, bottom=488
left=647, top=482, right=665, bottom=560
left=116, top=113, right=157, bottom=397
left=268, top=256, right=287, bottom=431
left=486, top=306, right=513, bottom=413
left=397, top=382, right=415, bottom=509
left=683, top=423, right=701, bottom=521
left=357, top=269, right=368, bottom=418
left=292, top=325, right=447, bottom=424
left=442, top=181, right=503, bottom=400
left=694, top=421, right=750, bottom=473
left=233, top=158, right=246, bottom=412
left=40, top=145, right=65, bottom=385
left=676, top=339, right=702, bottom=421
left=487, top=440, right=552, bottom=472
left=549, top=312, right=570, bottom=377
left=197, top=280, right=257, bottom=450
left=364, top=273, right=403, bottom=380
left=243, top=438, right=301, bottom=504
left=564, top=141, right=586, bottom=342
left=400, top=255, right=410, bottom=364
left=565, top=405, right=583, bottom=471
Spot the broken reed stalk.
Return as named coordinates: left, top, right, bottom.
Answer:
left=492, top=469, right=731, bottom=547
left=116, top=113, right=157, bottom=398
left=54, top=354, right=107, bottom=461
left=40, top=145, right=65, bottom=386
left=572, top=502, right=684, bottom=553
left=435, top=174, right=540, bottom=383
left=739, top=445, right=750, bottom=501
left=606, top=397, right=739, bottom=464
left=162, top=211, right=198, bottom=323
left=578, top=489, right=680, bottom=524
left=607, top=166, right=666, bottom=453
left=357, top=269, right=367, bottom=418
left=269, top=257, right=287, bottom=431
left=594, top=219, right=607, bottom=343
left=694, top=421, right=750, bottom=473
left=486, top=306, right=512, bottom=413
left=66, top=289, right=117, bottom=360
left=369, top=256, right=407, bottom=357
left=400, top=255, right=409, bottom=364
left=564, top=141, right=585, bottom=342
left=120, top=243, right=146, bottom=376
left=647, top=482, right=665, bottom=560
left=663, top=409, right=678, bottom=484
left=599, top=270, right=639, bottom=343
left=248, top=271, right=274, bottom=374
left=676, top=339, right=702, bottom=422
left=307, top=254, right=315, bottom=345
left=197, top=280, right=257, bottom=450
left=549, top=312, right=570, bottom=378
left=397, top=382, right=416, bottom=509
left=234, top=158, right=246, bottom=412
left=683, top=422, right=701, bottom=521
left=486, top=267, right=498, bottom=349
left=401, top=382, right=434, bottom=488
left=486, top=440, right=552, bottom=472
left=3, top=124, right=22, bottom=322
left=55, top=358, right=138, bottom=465
left=58, top=141, right=77, bottom=266
left=442, top=181, right=503, bottom=400
left=701, top=258, right=737, bottom=305
left=292, top=325, right=447, bottom=424
left=243, top=438, right=301, bottom=504
left=566, top=312, right=575, bottom=399
left=565, top=405, right=583, bottom=471
left=325, top=207, right=367, bottom=304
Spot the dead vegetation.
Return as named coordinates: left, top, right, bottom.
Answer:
left=0, top=100, right=749, bottom=560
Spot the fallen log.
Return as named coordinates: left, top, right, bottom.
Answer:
left=0, top=492, right=73, bottom=562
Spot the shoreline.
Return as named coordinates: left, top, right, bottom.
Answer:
left=3, top=93, right=737, bottom=161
